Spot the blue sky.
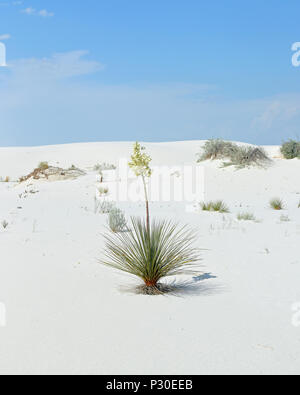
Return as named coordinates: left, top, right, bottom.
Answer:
left=0, top=0, right=300, bottom=146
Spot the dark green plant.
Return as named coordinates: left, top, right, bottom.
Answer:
left=102, top=217, right=200, bottom=293
left=281, top=140, right=300, bottom=159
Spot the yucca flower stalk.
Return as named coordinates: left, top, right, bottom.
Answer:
left=102, top=217, right=200, bottom=291
left=128, top=142, right=152, bottom=233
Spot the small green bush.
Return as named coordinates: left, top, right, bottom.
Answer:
left=38, top=161, right=49, bottom=171
left=270, top=198, right=284, bottom=210
left=280, top=140, right=300, bottom=159
left=200, top=200, right=229, bottom=213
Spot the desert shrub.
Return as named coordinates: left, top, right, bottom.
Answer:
left=38, top=162, right=49, bottom=170
left=270, top=198, right=284, bottom=210
left=237, top=212, right=256, bottom=221
left=197, top=140, right=270, bottom=168
left=200, top=200, right=229, bottom=213
left=281, top=140, right=300, bottom=159
left=224, top=146, right=270, bottom=169
left=108, top=208, right=128, bottom=233
left=197, top=139, right=237, bottom=161
left=102, top=217, right=200, bottom=293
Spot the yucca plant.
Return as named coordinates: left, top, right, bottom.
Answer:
left=102, top=217, right=200, bottom=293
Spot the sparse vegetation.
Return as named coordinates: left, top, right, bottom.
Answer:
left=280, top=214, right=290, bottom=222
left=270, top=198, right=284, bottom=210
left=200, top=200, right=230, bottom=213
left=38, top=161, right=49, bottom=171
left=98, top=187, right=109, bottom=197
left=102, top=217, right=200, bottom=294
left=281, top=140, right=300, bottom=159
left=1, top=220, right=8, bottom=229
left=19, top=164, right=85, bottom=183
left=197, top=139, right=270, bottom=168
left=224, top=146, right=270, bottom=169
left=237, top=212, right=256, bottom=221
left=94, top=198, right=116, bottom=214
left=94, top=162, right=116, bottom=172
left=108, top=208, right=128, bottom=233
left=197, top=139, right=237, bottom=161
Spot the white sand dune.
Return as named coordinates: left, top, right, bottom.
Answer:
left=0, top=140, right=300, bottom=375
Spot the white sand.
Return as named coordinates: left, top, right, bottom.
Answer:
left=0, top=141, right=300, bottom=375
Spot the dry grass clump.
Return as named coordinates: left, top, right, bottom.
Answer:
left=237, top=212, right=256, bottom=221
left=200, top=200, right=230, bottom=213
left=270, top=198, right=285, bottom=210
left=197, top=139, right=271, bottom=168
left=224, top=146, right=270, bottom=169
left=281, top=140, right=300, bottom=159
left=94, top=198, right=116, bottom=214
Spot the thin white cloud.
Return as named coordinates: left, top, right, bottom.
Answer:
left=0, top=34, right=11, bottom=40
left=9, top=51, right=105, bottom=81
left=21, top=7, right=35, bottom=15
left=253, top=95, right=300, bottom=129
left=21, top=6, right=54, bottom=17
left=38, top=9, right=54, bottom=17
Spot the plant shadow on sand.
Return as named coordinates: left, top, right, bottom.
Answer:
left=119, top=272, right=224, bottom=297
